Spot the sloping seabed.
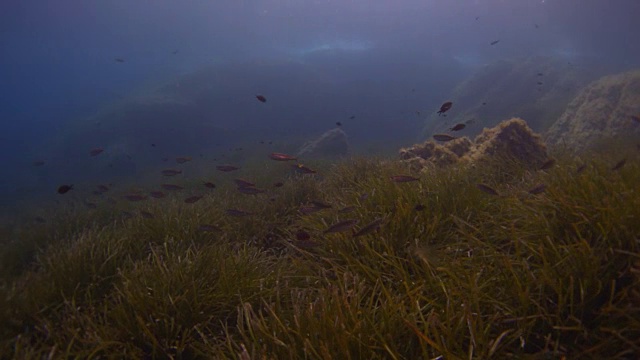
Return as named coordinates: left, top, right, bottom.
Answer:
left=1, top=148, right=639, bottom=359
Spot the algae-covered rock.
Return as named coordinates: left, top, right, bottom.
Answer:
left=545, top=69, right=640, bottom=152
left=297, top=128, right=349, bottom=159
left=403, top=118, right=549, bottom=170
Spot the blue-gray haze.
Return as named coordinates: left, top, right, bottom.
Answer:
left=1, top=0, right=639, bottom=213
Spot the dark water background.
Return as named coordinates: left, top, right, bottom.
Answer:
left=1, top=0, right=639, bottom=214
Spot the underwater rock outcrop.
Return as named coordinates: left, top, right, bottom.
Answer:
left=422, top=56, right=606, bottom=139
left=297, top=128, right=349, bottom=159
left=402, top=118, right=549, bottom=170
left=545, top=69, right=640, bottom=152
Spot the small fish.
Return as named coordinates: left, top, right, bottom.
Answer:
left=475, top=16, right=479, bottom=20
left=539, top=159, right=556, bottom=170
left=114, top=58, right=125, bottom=63
left=537, top=73, right=544, bottom=76
left=576, top=163, right=587, bottom=174
left=225, top=208, right=252, bottom=217
left=198, top=224, right=222, bottom=232
left=176, top=157, right=192, bottom=164
left=32, top=160, right=45, bottom=166
left=161, top=184, right=183, bottom=191
left=490, top=40, right=500, bottom=45
left=161, top=169, right=182, bottom=176
left=295, top=229, right=311, bottom=241
left=273, top=182, right=284, bottom=188
left=97, top=185, right=109, bottom=193
left=476, top=183, right=499, bottom=196
left=391, top=175, right=420, bottom=183
left=537, top=81, right=543, bottom=85
left=237, top=186, right=266, bottom=195
left=89, top=148, right=104, bottom=156
left=336, top=121, right=342, bottom=127
left=437, top=101, right=453, bottom=115
left=84, top=202, right=97, bottom=209
left=349, top=115, right=356, bottom=119
left=270, top=152, right=297, bottom=161
left=323, top=219, right=359, bottom=234
left=450, top=123, right=466, bottom=131
left=414, top=204, right=426, bottom=211
left=171, top=50, right=179, bottom=55
left=151, top=143, right=156, bottom=147
left=256, top=95, right=267, bottom=103
left=203, top=182, right=216, bottom=189
left=482, top=102, right=486, bottom=106
left=630, top=115, right=640, bottom=123
left=527, top=183, right=547, bottom=195
left=234, top=178, right=256, bottom=188
left=293, top=164, right=317, bottom=174
left=612, top=158, right=626, bottom=171
left=216, top=164, right=240, bottom=172
left=534, top=24, right=539, bottom=29
left=124, top=194, right=147, bottom=202
left=140, top=211, right=154, bottom=219
left=338, top=206, right=357, bottom=213
left=57, top=185, right=73, bottom=194
left=184, top=195, right=203, bottom=204
left=150, top=191, right=166, bottom=198
left=310, top=200, right=332, bottom=209
left=299, top=205, right=325, bottom=215
left=353, top=218, right=384, bottom=238
left=433, top=134, right=456, bottom=142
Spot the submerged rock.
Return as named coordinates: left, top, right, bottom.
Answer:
left=545, top=69, right=640, bottom=152
left=297, top=128, right=349, bottom=159
left=402, top=118, right=549, bottom=170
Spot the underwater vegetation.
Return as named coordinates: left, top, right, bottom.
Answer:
left=1, top=147, right=639, bottom=359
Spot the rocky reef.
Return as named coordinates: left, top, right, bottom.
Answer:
left=545, top=69, right=640, bottom=152
left=402, top=118, right=549, bottom=171
left=297, top=128, right=349, bottom=159
left=422, top=56, right=606, bottom=140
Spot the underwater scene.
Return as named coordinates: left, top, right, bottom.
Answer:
left=1, top=0, right=640, bottom=358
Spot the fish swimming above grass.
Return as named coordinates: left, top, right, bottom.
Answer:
left=352, top=218, right=384, bottom=238
left=216, top=164, right=240, bottom=172
left=433, top=134, right=456, bottom=142
left=323, top=219, right=359, bottom=234
left=437, top=101, right=453, bottom=115
left=391, top=175, right=420, bottom=183
left=293, top=164, right=317, bottom=174
left=184, top=195, right=203, bottom=204
left=256, top=95, right=267, bottom=103
left=476, top=183, right=499, bottom=196
left=176, top=157, right=192, bottom=164
left=450, top=123, right=466, bottom=131
left=89, top=148, right=104, bottom=156
left=203, top=182, right=216, bottom=189
left=270, top=152, right=297, bottom=161
left=234, top=178, right=256, bottom=188
left=490, top=40, right=500, bottom=45
left=161, top=169, right=182, bottom=176
left=57, top=185, right=73, bottom=194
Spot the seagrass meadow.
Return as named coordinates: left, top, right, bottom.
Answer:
left=1, top=149, right=639, bottom=359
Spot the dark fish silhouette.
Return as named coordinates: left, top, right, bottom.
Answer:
left=234, top=178, right=256, bottom=188
left=349, top=115, right=356, bottom=119
left=161, top=184, right=183, bottom=191
left=89, top=148, right=104, bottom=156
left=437, top=101, right=453, bottom=115
left=414, top=204, right=426, bottom=211
left=490, top=40, right=500, bottom=45
left=114, top=58, right=125, bottom=63
left=391, top=175, right=419, bottom=183
left=433, top=134, right=456, bottom=142
left=256, top=95, right=267, bottom=103
left=539, top=159, right=556, bottom=170
left=172, top=50, right=179, bottom=55
left=450, top=123, right=466, bottom=131
left=32, top=160, right=45, bottom=166
left=162, top=169, right=182, bottom=176
left=216, top=164, right=240, bottom=172
left=270, top=152, right=297, bottom=161
left=323, top=219, right=359, bottom=234
left=353, top=218, right=383, bottom=238
left=293, top=164, right=317, bottom=174
left=576, top=164, right=587, bottom=174
left=57, top=185, right=73, bottom=194
left=273, top=182, right=284, bottom=188
left=203, top=182, right=216, bottom=189
left=176, top=157, right=192, bottom=164
left=527, top=183, right=547, bottom=195
left=184, top=195, right=203, bottom=204
left=612, top=158, right=626, bottom=171
left=476, top=183, right=499, bottom=196
left=336, top=122, right=342, bottom=126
